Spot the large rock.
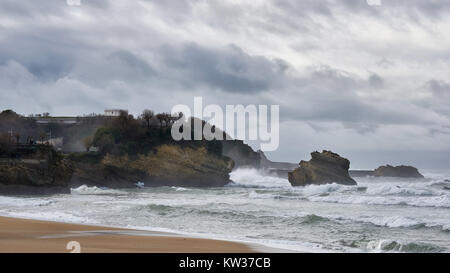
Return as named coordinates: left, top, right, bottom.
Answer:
left=288, top=150, right=357, bottom=186
left=373, top=165, right=424, bottom=178
left=70, top=144, right=234, bottom=188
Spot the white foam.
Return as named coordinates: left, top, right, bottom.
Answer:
left=171, top=186, right=189, bottom=192
left=0, top=211, right=90, bottom=224
left=1, top=168, right=449, bottom=253
left=0, top=196, right=55, bottom=207
left=359, top=216, right=422, bottom=228
left=70, top=185, right=124, bottom=195
left=308, top=193, right=450, bottom=208
left=300, top=183, right=347, bottom=196
left=229, top=168, right=289, bottom=188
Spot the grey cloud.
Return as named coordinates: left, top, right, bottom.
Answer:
left=0, top=31, right=77, bottom=81
left=398, top=0, right=450, bottom=19
left=416, top=80, right=450, bottom=117
left=426, top=80, right=450, bottom=96
left=273, top=0, right=332, bottom=16
left=274, top=0, right=450, bottom=20
left=1, top=0, right=450, bottom=167
left=376, top=58, right=395, bottom=68
left=277, top=66, right=448, bottom=129
left=158, top=43, right=288, bottom=93
left=71, top=50, right=156, bottom=85
left=343, top=122, right=379, bottom=134
left=368, top=74, right=384, bottom=89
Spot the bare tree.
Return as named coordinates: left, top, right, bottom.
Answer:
left=156, top=113, right=165, bottom=129
left=140, top=109, right=154, bottom=129
left=163, top=113, right=171, bottom=127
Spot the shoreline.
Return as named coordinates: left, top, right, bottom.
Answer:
left=0, top=216, right=260, bottom=253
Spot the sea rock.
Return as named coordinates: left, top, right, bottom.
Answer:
left=71, top=144, right=234, bottom=188
left=373, top=165, right=424, bottom=178
left=288, top=150, right=357, bottom=186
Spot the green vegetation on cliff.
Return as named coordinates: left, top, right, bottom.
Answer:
left=69, top=110, right=233, bottom=188
left=91, top=111, right=222, bottom=157
left=0, top=108, right=246, bottom=192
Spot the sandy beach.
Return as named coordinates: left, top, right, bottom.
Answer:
left=0, top=216, right=255, bottom=253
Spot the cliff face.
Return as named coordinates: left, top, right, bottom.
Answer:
left=288, top=150, right=357, bottom=186
left=221, top=140, right=260, bottom=169
left=0, top=148, right=73, bottom=195
left=70, top=144, right=234, bottom=188
left=258, top=150, right=298, bottom=169
left=373, top=165, right=424, bottom=178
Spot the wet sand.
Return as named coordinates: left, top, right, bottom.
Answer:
left=0, top=216, right=255, bottom=253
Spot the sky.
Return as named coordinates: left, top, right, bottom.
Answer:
left=1, top=0, right=450, bottom=169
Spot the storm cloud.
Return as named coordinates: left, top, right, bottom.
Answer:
left=1, top=0, right=450, bottom=168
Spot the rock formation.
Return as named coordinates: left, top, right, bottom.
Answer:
left=288, top=150, right=357, bottom=186
left=70, top=144, right=234, bottom=188
left=0, top=146, right=73, bottom=195
left=373, top=165, right=424, bottom=178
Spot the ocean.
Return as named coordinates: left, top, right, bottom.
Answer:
left=0, top=168, right=449, bottom=253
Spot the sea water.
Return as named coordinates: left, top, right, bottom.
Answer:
left=0, top=168, right=449, bottom=252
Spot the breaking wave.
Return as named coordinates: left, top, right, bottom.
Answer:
left=1, top=168, right=449, bottom=253
left=71, top=185, right=125, bottom=195
left=366, top=239, right=443, bottom=253
left=229, top=168, right=450, bottom=208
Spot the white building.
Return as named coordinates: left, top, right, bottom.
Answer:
left=104, top=109, right=127, bottom=117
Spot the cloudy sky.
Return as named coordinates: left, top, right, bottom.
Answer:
left=1, top=0, right=450, bottom=169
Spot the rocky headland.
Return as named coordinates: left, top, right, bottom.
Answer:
left=0, top=110, right=236, bottom=194
left=373, top=165, right=424, bottom=178
left=0, top=109, right=427, bottom=195
left=288, top=150, right=357, bottom=186
left=350, top=165, right=424, bottom=178
left=70, top=144, right=233, bottom=188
